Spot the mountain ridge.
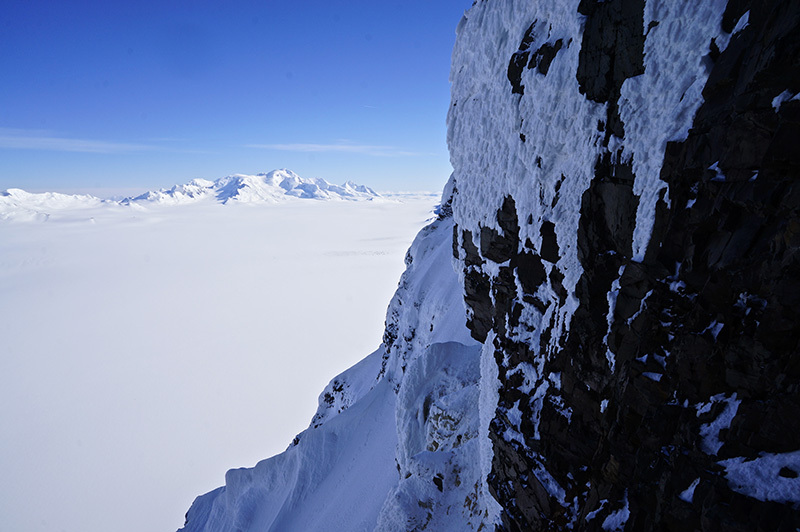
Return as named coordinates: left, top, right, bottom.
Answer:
left=0, top=169, right=381, bottom=221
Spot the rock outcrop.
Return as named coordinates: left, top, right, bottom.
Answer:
left=449, top=0, right=800, bottom=530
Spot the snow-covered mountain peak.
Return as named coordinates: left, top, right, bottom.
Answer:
left=0, top=170, right=381, bottom=220
left=0, top=188, right=106, bottom=221
left=258, top=168, right=304, bottom=184
left=189, top=178, right=215, bottom=188
left=138, top=169, right=381, bottom=205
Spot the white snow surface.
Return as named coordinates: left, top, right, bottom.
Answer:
left=0, top=195, right=438, bottom=532
left=720, top=450, right=800, bottom=505
left=180, top=189, right=488, bottom=531
left=697, top=393, right=741, bottom=455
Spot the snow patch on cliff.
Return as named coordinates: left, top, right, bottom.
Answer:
left=720, top=450, right=800, bottom=505
left=620, top=0, right=731, bottom=260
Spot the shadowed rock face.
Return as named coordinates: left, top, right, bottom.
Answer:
left=454, top=0, right=800, bottom=530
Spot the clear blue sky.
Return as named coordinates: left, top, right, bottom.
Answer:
left=0, top=0, right=470, bottom=195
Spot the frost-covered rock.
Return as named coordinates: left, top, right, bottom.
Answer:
left=449, top=0, right=800, bottom=529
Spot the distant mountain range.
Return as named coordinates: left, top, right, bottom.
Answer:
left=0, top=169, right=381, bottom=221
left=123, top=169, right=380, bottom=204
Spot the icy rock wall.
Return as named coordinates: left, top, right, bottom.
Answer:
left=449, top=0, right=800, bottom=530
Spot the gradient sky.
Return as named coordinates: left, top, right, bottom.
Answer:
left=0, top=0, right=471, bottom=195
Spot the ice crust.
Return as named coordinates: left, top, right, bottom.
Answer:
left=621, top=0, right=731, bottom=260
left=679, top=478, right=700, bottom=503
left=448, top=0, right=730, bottom=359
left=601, top=491, right=630, bottom=531
left=772, top=90, right=800, bottom=112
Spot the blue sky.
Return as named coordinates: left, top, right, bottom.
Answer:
left=0, top=0, right=471, bottom=194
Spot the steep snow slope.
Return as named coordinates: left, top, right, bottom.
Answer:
left=184, top=352, right=399, bottom=532
left=180, top=188, right=492, bottom=531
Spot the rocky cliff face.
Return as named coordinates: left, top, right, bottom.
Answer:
left=180, top=1, right=799, bottom=530
left=449, top=0, right=800, bottom=530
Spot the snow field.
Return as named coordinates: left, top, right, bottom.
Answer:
left=0, top=196, right=436, bottom=532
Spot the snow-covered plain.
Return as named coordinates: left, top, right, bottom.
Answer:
left=0, top=190, right=438, bottom=532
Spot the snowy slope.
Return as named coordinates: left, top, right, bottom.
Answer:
left=179, top=184, right=490, bottom=532
left=183, top=351, right=399, bottom=532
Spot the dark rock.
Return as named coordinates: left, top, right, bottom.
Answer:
left=514, top=251, right=547, bottom=294
left=539, top=221, right=560, bottom=263
left=529, top=39, right=564, bottom=76
left=508, top=22, right=537, bottom=95
left=460, top=1, right=800, bottom=530
left=576, top=0, right=646, bottom=140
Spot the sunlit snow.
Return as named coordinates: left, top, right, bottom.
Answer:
left=0, top=190, right=436, bottom=532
